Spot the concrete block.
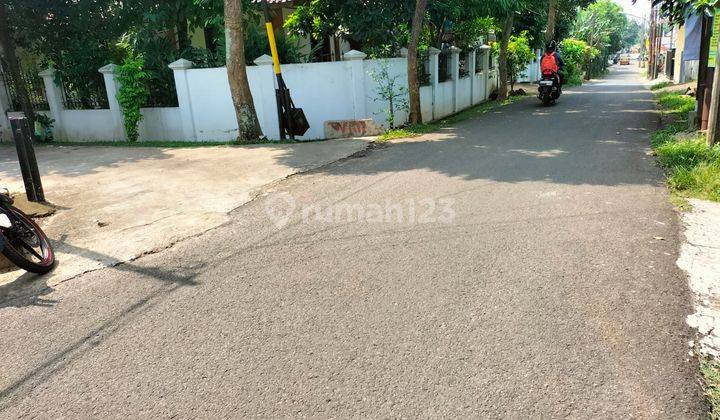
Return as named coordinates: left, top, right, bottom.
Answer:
left=324, top=119, right=383, bottom=139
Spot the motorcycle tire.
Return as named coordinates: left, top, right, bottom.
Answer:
left=1, top=206, right=55, bottom=274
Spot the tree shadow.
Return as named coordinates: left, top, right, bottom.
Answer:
left=281, top=68, right=661, bottom=188
left=0, top=145, right=173, bottom=181
left=0, top=238, right=200, bottom=310
left=0, top=240, right=202, bottom=409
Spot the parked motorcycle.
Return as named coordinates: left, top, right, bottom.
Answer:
left=0, top=190, right=55, bottom=274
left=538, top=72, right=561, bottom=106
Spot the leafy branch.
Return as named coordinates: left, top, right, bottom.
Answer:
left=116, top=54, right=150, bottom=142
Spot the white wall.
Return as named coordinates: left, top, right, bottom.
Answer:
left=33, top=46, right=497, bottom=142
left=517, top=49, right=542, bottom=83
left=284, top=61, right=358, bottom=138
left=363, top=58, right=410, bottom=129
left=140, top=107, right=185, bottom=141
left=434, top=81, right=454, bottom=119
left=472, top=72, right=486, bottom=104
left=457, top=77, right=472, bottom=110
left=420, top=85, right=433, bottom=122
left=60, top=110, right=116, bottom=141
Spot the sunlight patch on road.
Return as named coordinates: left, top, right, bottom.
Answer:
left=508, top=148, right=568, bottom=158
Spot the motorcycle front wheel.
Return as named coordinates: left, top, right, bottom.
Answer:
left=1, top=206, right=55, bottom=274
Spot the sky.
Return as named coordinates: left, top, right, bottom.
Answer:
left=611, top=0, right=652, bottom=22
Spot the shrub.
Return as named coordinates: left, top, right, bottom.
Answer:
left=506, top=31, right=534, bottom=91
left=116, top=55, right=150, bottom=142
left=559, top=38, right=589, bottom=85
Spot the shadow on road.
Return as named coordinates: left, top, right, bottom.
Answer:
left=0, top=240, right=202, bottom=410
left=285, top=68, right=660, bottom=189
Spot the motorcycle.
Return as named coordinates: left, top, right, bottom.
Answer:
left=0, top=190, right=55, bottom=274
left=538, top=72, right=561, bottom=106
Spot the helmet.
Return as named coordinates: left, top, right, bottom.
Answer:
left=546, top=40, right=557, bottom=52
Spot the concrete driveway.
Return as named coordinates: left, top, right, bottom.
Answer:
left=0, top=66, right=705, bottom=417
left=0, top=139, right=369, bottom=299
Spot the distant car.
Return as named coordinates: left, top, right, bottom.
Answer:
left=619, top=55, right=630, bottom=65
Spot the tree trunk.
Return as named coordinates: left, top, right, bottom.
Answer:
left=225, top=0, right=262, bottom=141
left=177, top=19, right=189, bottom=53
left=204, top=26, right=218, bottom=55
left=0, top=0, right=36, bottom=130
left=546, top=0, right=557, bottom=42
left=407, top=0, right=427, bottom=125
left=498, top=13, right=514, bottom=100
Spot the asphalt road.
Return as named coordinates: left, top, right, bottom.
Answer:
left=0, top=66, right=705, bottom=417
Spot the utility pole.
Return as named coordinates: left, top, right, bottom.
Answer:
left=655, top=20, right=663, bottom=79
left=698, top=15, right=713, bottom=130
left=707, top=17, right=720, bottom=146
left=648, top=7, right=656, bottom=79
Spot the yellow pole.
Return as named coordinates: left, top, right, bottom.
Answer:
left=265, top=22, right=282, bottom=75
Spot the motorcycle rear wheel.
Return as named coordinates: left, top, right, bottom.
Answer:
left=1, top=206, right=55, bottom=274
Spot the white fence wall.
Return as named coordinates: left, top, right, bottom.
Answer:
left=517, top=49, right=543, bottom=84
left=1, top=46, right=499, bottom=143
left=363, top=57, right=410, bottom=129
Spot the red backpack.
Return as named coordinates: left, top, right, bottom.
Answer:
left=541, top=53, right=559, bottom=75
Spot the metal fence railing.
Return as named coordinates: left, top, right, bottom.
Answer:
left=144, top=83, right=179, bottom=108
left=475, top=51, right=484, bottom=73
left=0, top=63, right=50, bottom=111
left=61, top=74, right=109, bottom=110
left=143, top=70, right=179, bottom=108
left=459, top=52, right=470, bottom=78
left=418, top=53, right=431, bottom=86
left=438, top=49, right=450, bottom=83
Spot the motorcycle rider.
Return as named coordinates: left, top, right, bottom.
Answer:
left=541, top=40, right=564, bottom=92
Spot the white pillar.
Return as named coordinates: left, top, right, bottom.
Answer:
left=38, top=68, right=65, bottom=140
left=253, top=54, right=281, bottom=140
left=98, top=64, right=126, bottom=141
left=168, top=58, right=197, bottom=141
left=449, top=46, right=461, bottom=113
left=468, top=50, right=477, bottom=105
left=428, top=47, right=440, bottom=121
left=400, top=48, right=408, bottom=58
left=479, top=45, right=491, bottom=100
left=343, top=49, right=367, bottom=120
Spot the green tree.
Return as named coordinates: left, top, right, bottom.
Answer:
left=573, top=0, right=627, bottom=78
left=506, top=31, right=534, bottom=91
left=622, top=19, right=643, bottom=49
left=559, top=37, right=598, bottom=84
left=486, top=0, right=545, bottom=99
left=285, top=0, right=411, bottom=57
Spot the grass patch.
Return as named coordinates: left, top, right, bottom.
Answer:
left=650, top=81, right=673, bottom=91
left=656, top=91, right=696, bottom=116
left=701, top=358, right=720, bottom=419
left=651, top=91, right=720, bottom=204
left=378, top=95, right=527, bottom=141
